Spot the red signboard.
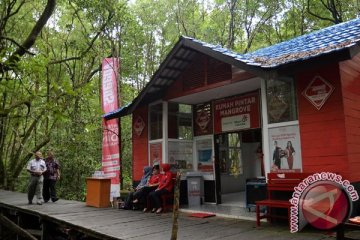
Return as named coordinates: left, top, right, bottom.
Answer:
left=213, top=92, right=260, bottom=134
left=194, top=102, right=213, bottom=136
left=302, top=75, right=334, bottom=110
left=101, top=58, right=120, bottom=199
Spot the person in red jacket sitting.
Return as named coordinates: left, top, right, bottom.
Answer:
left=148, top=163, right=174, bottom=214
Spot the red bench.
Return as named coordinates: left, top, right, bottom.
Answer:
left=255, top=172, right=311, bottom=227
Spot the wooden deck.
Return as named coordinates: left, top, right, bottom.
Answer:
left=0, top=189, right=353, bottom=240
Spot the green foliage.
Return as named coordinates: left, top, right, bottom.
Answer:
left=1, top=0, right=360, bottom=200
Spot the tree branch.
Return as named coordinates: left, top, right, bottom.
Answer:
left=0, top=0, right=26, bottom=31
left=307, top=0, right=341, bottom=24
left=4, top=0, right=56, bottom=70
left=13, top=136, right=51, bottom=180
left=49, top=9, right=114, bottom=65
left=0, top=37, right=35, bottom=55
left=0, top=100, right=31, bottom=117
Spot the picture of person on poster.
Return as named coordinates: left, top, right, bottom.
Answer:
left=272, top=141, right=283, bottom=170
left=269, top=125, right=302, bottom=173
left=285, top=141, right=295, bottom=170
left=152, top=152, right=160, bottom=166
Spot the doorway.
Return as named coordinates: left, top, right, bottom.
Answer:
left=214, top=129, right=262, bottom=205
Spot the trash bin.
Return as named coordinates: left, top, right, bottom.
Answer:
left=186, top=172, right=204, bottom=207
left=245, top=177, right=266, bottom=211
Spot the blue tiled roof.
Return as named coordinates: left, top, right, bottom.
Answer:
left=185, top=17, right=360, bottom=68
left=103, top=18, right=360, bottom=120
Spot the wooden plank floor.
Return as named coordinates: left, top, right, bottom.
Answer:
left=0, top=190, right=346, bottom=239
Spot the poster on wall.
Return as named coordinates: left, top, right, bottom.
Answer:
left=268, top=125, right=302, bottom=173
left=150, top=143, right=162, bottom=166
left=196, top=138, right=213, bottom=172
left=213, top=92, right=260, bottom=134
left=168, top=141, right=193, bottom=170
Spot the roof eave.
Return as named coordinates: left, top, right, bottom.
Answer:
left=275, top=47, right=353, bottom=76
left=103, top=38, right=360, bottom=121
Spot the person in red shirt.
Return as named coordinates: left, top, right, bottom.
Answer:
left=132, top=165, right=160, bottom=211
left=148, top=163, right=174, bottom=214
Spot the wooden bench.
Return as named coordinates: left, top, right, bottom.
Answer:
left=255, top=172, right=311, bottom=227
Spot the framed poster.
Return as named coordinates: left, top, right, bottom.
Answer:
left=195, top=137, right=214, bottom=172
left=168, top=141, right=193, bottom=170
left=149, top=142, right=162, bottom=166
left=268, top=125, right=302, bottom=173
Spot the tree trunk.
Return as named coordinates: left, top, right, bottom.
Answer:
left=171, top=172, right=181, bottom=240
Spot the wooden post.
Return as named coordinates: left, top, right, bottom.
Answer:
left=171, top=171, right=181, bottom=240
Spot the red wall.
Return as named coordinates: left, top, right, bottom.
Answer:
left=296, top=63, right=349, bottom=178
left=340, top=53, right=360, bottom=182
left=132, top=106, right=149, bottom=181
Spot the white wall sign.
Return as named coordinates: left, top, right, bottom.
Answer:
left=302, top=75, right=334, bottom=110
left=221, top=114, right=250, bottom=132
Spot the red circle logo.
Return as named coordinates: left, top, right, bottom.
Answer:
left=301, top=182, right=350, bottom=230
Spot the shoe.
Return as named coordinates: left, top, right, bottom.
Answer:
left=37, top=201, right=42, bottom=205
left=44, top=200, right=49, bottom=203
left=52, top=198, right=59, bottom=202
left=28, top=201, right=32, bottom=205
left=151, top=208, right=156, bottom=213
left=143, top=208, right=148, bottom=213
left=155, top=208, right=163, bottom=214
left=132, top=199, right=138, bottom=204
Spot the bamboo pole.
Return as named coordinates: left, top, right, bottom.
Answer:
left=171, top=171, right=181, bottom=240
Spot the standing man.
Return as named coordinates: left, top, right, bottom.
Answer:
left=27, top=151, right=46, bottom=205
left=43, top=150, right=60, bottom=203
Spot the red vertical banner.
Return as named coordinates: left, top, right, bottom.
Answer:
left=101, top=58, right=120, bottom=199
